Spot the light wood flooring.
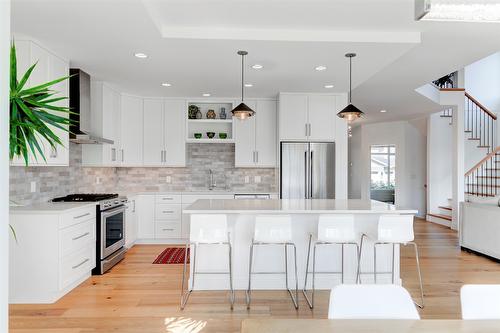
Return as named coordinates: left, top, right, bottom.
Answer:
left=9, top=219, right=500, bottom=332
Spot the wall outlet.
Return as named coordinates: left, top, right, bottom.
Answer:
left=95, top=177, right=101, bottom=185
left=244, top=176, right=250, bottom=184
left=254, top=176, right=261, bottom=183
left=166, top=176, right=172, bottom=184
left=30, top=181, right=37, bottom=193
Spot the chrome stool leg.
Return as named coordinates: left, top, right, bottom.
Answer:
left=228, top=234, right=235, bottom=309
left=245, top=241, right=254, bottom=309
left=180, top=242, right=196, bottom=310
left=408, top=241, right=425, bottom=309
left=302, top=234, right=314, bottom=309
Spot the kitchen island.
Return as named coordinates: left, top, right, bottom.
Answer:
left=183, top=199, right=417, bottom=290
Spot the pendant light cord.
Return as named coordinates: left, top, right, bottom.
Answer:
left=349, top=56, right=352, bottom=104
left=241, top=53, right=245, bottom=102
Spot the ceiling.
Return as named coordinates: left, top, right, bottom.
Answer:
left=11, top=0, right=500, bottom=123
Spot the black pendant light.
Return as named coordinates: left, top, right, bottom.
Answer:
left=337, top=53, right=364, bottom=123
left=232, top=50, right=255, bottom=120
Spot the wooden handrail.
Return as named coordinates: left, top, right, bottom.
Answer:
left=465, top=146, right=500, bottom=177
left=439, top=88, right=465, bottom=92
left=465, top=92, right=497, bottom=120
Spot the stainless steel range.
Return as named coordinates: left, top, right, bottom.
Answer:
left=52, top=193, right=127, bottom=274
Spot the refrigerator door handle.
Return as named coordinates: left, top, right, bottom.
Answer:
left=310, top=150, right=313, bottom=198
left=304, top=150, right=308, bottom=199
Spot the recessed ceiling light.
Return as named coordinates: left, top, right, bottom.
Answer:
left=244, top=83, right=253, bottom=87
left=324, top=84, right=334, bottom=89
left=161, top=83, right=172, bottom=87
left=252, top=64, right=263, bottom=70
left=134, top=52, right=148, bottom=58
left=202, top=93, right=211, bottom=97
left=380, top=109, right=387, bottom=113
left=315, top=65, right=327, bottom=71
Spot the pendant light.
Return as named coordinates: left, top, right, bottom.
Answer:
left=337, top=53, right=364, bottom=123
left=232, top=50, right=255, bottom=120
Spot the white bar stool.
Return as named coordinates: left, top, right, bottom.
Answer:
left=370, top=214, right=424, bottom=308
left=180, top=214, right=234, bottom=310
left=302, top=214, right=363, bottom=309
left=328, top=285, right=420, bottom=319
left=461, top=284, right=500, bottom=319
left=246, top=215, right=299, bottom=309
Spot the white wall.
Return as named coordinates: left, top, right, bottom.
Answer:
left=465, top=52, right=500, bottom=114
left=348, top=120, right=427, bottom=217
left=1, top=0, right=10, bottom=331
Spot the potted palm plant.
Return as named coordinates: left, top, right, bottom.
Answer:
left=10, top=42, right=74, bottom=166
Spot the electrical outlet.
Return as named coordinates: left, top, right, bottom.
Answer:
left=244, top=176, right=250, bottom=184
left=30, top=181, right=37, bottom=193
left=166, top=176, right=172, bottom=184
left=95, top=177, right=101, bottom=185
left=254, top=176, right=261, bottom=183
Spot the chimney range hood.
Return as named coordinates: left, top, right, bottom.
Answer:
left=69, top=69, right=114, bottom=144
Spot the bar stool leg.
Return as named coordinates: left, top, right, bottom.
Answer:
left=373, top=243, right=378, bottom=284
left=409, top=242, right=425, bottom=309
left=284, top=244, right=289, bottom=291
left=341, top=244, right=345, bottom=284
left=302, top=235, right=314, bottom=309
left=246, top=241, right=255, bottom=309
left=180, top=242, right=196, bottom=310
left=285, top=243, right=299, bottom=309
left=228, top=239, right=235, bottom=310
left=392, top=243, right=395, bottom=284
left=357, top=234, right=366, bottom=284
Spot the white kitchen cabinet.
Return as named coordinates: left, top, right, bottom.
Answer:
left=143, top=99, right=186, bottom=167
left=137, top=195, right=155, bottom=239
left=279, top=93, right=340, bottom=142
left=82, top=82, right=121, bottom=166
left=10, top=40, right=69, bottom=166
left=235, top=100, right=277, bottom=167
left=120, top=95, right=144, bottom=166
left=125, top=196, right=138, bottom=248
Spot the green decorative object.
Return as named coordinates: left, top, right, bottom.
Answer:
left=10, top=42, right=74, bottom=166
left=194, top=133, right=202, bottom=139
left=206, top=109, right=216, bottom=119
left=188, top=105, right=199, bottom=119
left=219, top=132, right=227, bottom=139
left=206, top=132, right=215, bottom=138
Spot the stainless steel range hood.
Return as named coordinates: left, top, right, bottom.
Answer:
left=69, top=69, right=114, bottom=144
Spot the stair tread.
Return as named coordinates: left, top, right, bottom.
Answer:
left=438, top=205, right=452, bottom=211
left=465, top=192, right=496, bottom=197
left=477, top=146, right=491, bottom=148
left=428, top=213, right=452, bottom=221
left=468, top=138, right=480, bottom=140
left=440, top=115, right=453, bottom=118
left=477, top=176, right=500, bottom=178
left=467, top=183, right=500, bottom=187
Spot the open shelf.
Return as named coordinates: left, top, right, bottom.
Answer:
left=186, top=138, right=235, bottom=144
left=187, top=119, right=232, bottom=123
left=187, top=101, right=235, bottom=143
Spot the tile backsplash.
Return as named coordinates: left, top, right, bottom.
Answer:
left=10, top=143, right=277, bottom=205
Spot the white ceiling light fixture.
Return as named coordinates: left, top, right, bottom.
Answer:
left=244, top=83, right=253, bottom=87
left=315, top=65, right=327, bottom=71
left=202, top=93, right=211, bottom=97
left=324, top=84, right=334, bottom=89
left=251, top=64, right=263, bottom=70
left=415, top=0, right=500, bottom=22
left=380, top=109, right=387, bottom=113
left=161, top=82, right=172, bottom=87
left=134, top=52, right=148, bottom=58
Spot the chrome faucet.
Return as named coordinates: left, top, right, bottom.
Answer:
left=208, top=169, right=217, bottom=190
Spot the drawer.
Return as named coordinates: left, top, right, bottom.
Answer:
left=155, top=204, right=181, bottom=220
left=60, top=205, right=96, bottom=229
left=60, top=244, right=94, bottom=290
left=155, top=194, right=181, bottom=204
left=60, top=220, right=95, bottom=258
left=155, top=221, right=181, bottom=239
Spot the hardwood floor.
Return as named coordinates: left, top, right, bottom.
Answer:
left=9, top=219, right=500, bottom=332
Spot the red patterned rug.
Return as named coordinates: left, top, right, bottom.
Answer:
left=153, top=247, right=190, bottom=264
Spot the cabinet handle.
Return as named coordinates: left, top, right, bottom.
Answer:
left=163, top=210, right=174, bottom=214
left=162, top=197, right=173, bottom=201
left=111, top=148, right=116, bottom=162
left=132, top=200, right=136, bottom=212
left=162, top=228, right=174, bottom=231
left=72, top=232, right=90, bottom=241
left=74, top=212, right=90, bottom=220
left=308, top=123, right=312, bottom=136
left=72, top=258, right=90, bottom=269
left=163, top=149, right=167, bottom=163
left=256, top=151, right=259, bottom=163
left=305, top=123, right=308, bottom=137
left=121, top=149, right=124, bottom=162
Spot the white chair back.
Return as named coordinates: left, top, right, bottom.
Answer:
left=317, top=214, right=356, bottom=243
left=377, top=214, right=414, bottom=243
left=461, top=284, right=500, bottom=319
left=254, top=215, right=292, bottom=243
left=190, top=214, right=228, bottom=243
left=328, top=284, right=420, bottom=319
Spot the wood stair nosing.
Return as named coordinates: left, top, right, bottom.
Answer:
left=477, top=146, right=490, bottom=148
left=465, top=192, right=495, bottom=197
left=468, top=138, right=480, bottom=141
left=428, top=213, right=452, bottom=221
left=440, top=115, right=453, bottom=118
left=476, top=176, right=500, bottom=178
left=467, top=183, right=500, bottom=188
left=438, top=205, right=452, bottom=211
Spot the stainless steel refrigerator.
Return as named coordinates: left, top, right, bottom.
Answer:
left=280, top=142, right=335, bottom=199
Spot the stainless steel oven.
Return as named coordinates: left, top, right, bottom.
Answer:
left=101, top=205, right=126, bottom=259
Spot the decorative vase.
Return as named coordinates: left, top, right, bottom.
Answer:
left=195, top=110, right=202, bottom=119
left=220, top=107, right=227, bottom=119
left=206, top=109, right=216, bottom=119
left=188, top=105, right=199, bottom=119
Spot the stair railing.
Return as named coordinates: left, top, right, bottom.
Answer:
left=465, top=92, right=497, bottom=154
left=465, top=146, right=500, bottom=197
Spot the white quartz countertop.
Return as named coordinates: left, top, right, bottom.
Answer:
left=123, top=191, right=277, bottom=196
left=183, top=199, right=417, bottom=214
left=10, top=202, right=97, bottom=214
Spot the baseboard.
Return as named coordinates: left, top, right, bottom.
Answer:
left=135, top=238, right=187, bottom=245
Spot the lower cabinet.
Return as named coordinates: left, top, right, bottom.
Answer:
left=125, top=196, right=138, bottom=248
left=9, top=204, right=96, bottom=303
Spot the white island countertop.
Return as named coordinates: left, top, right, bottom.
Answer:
left=10, top=202, right=97, bottom=215
left=183, top=199, right=417, bottom=214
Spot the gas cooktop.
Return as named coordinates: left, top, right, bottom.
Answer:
left=52, top=193, right=119, bottom=202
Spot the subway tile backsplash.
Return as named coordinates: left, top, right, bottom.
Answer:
left=10, top=143, right=277, bottom=205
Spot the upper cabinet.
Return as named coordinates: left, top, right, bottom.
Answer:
left=10, top=40, right=70, bottom=167
left=143, top=99, right=186, bottom=167
left=234, top=100, right=277, bottom=168
left=120, top=95, right=143, bottom=166
left=278, top=93, right=343, bottom=142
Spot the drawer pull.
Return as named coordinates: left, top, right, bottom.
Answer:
left=162, top=210, right=174, bottom=214
left=162, top=198, right=173, bottom=200
left=74, top=213, right=90, bottom=220
left=162, top=228, right=174, bottom=231
left=72, top=232, right=90, bottom=241
left=72, top=258, right=90, bottom=269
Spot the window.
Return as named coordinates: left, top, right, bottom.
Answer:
left=370, top=145, right=396, bottom=203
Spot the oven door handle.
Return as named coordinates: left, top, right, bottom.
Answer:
left=101, top=206, right=126, bottom=218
